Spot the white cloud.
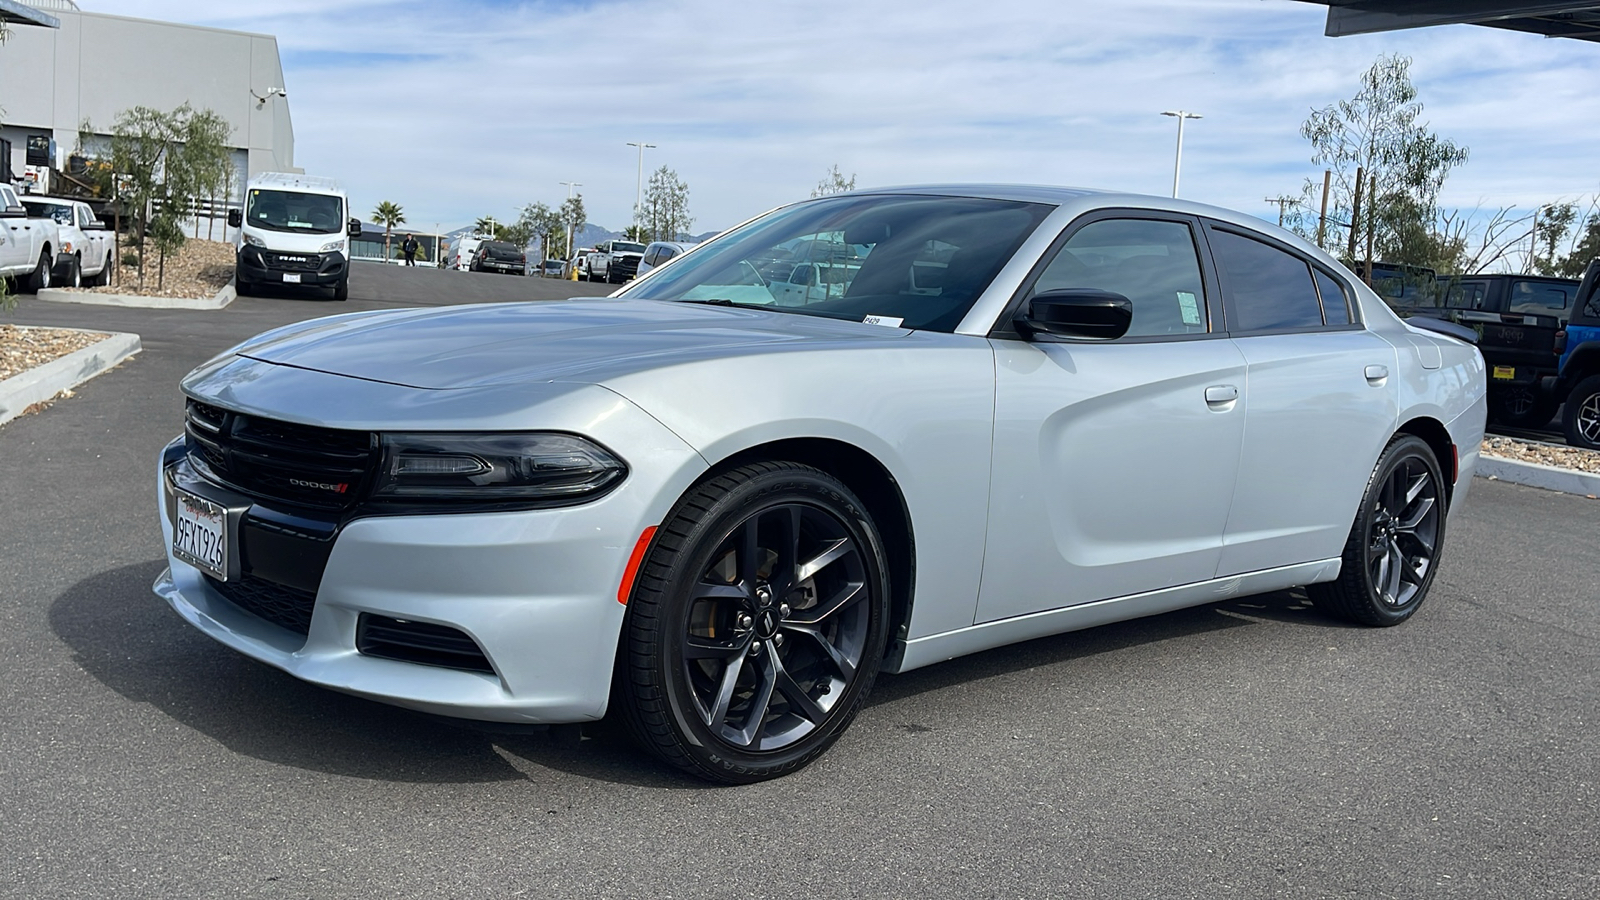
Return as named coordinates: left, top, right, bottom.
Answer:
left=86, top=0, right=1600, bottom=233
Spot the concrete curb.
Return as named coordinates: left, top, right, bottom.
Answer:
left=0, top=328, right=142, bottom=428
left=1477, top=454, right=1600, bottom=498
left=37, top=278, right=235, bottom=310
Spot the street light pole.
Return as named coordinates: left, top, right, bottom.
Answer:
left=626, top=141, right=655, bottom=233
left=1161, top=110, right=1202, bottom=199
left=559, top=180, right=582, bottom=259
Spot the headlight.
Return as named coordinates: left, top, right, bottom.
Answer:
left=243, top=233, right=266, bottom=247
left=370, top=432, right=626, bottom=509
left=320, top=241, right=344, bottom=253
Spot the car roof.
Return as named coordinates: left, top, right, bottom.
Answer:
left=19, top=195, right=83, bottom=205
left=248, top=172, right=345, bottom=195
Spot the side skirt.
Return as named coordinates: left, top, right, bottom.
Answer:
left=886, top=558, right=1342, bottom=674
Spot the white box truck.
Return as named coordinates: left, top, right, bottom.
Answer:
left=227, top=173, right=360, bottom=300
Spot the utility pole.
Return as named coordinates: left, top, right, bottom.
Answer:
left=626, top=141, right=655, bottom=232
left=1161, top=111, right=1201, bottom=198
left=1316, top=170, right=1331, bottom=250
left=1264, top=197, right=1295, bottom=227
left=559, top=180, right=581, bottom=259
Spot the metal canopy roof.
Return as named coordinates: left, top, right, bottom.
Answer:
left=1296, top=2, right=1600, bottom=42
left=0, top=0, right=59, bottom=27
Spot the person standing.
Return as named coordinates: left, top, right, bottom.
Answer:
left=401, top=234, right=419, bottom=266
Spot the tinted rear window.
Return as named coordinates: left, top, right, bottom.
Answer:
left=483, top=242, right=522, bottom=259
left=1507, top=280, right=1573, bottom=317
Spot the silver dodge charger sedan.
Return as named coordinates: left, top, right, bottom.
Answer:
left=156, top=185, right=1486, bottom=782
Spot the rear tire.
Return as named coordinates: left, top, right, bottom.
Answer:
left=91, top=252, right=112, bottom=287
left=1562, top=374, right=1600, bottom=450
left=1309, top=435, right=1446, bottom=627
left=616, top=462, right=891, bottom=783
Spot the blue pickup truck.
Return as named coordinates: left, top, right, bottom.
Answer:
left=1556, top=260, right=1600, bottom=448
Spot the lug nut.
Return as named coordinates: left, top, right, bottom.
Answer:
left=756, top=585, right=772, bottom=603
left=773, top=634, right=785, bottom=648
left=779, top=603, right=790, bottom=617
left=737, top=613, right=753, bottom=629
left=749, top=642, right=762, bottom=656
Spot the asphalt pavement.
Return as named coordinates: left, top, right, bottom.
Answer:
left=1, top=262, right=1596, bottom=898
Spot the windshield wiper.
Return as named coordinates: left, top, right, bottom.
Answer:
left=678, top=298, right=741, bottom=307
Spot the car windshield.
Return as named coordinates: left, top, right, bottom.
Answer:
left=621, top=194, right=1053, bottom=331
left=245, top=189, right=343, bottom=234
left=613, top=242, right=646, bottom=254
left=22, top=201, right=74, bottom=225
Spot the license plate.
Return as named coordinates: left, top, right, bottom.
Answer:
left=282, top=273, right=301, bottom=283
left=173, top=489, right=228, bottom=580
left=1492, top=365, right=1515, bottom=380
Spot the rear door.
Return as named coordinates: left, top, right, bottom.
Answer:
left=1203, top=223, right=1400, bottom=577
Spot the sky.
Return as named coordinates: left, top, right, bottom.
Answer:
left=95, top=0, right=1600, bottom=237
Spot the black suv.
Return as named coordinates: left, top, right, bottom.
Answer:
left=470, top=241, right=527, bottom=275
left=1412, top=274, right=1581, bottom=427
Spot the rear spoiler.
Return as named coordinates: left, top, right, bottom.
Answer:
left=1405, top=315, right=1478, bottom=344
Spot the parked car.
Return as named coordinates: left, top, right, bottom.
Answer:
left=470, top=240, right=526, bottom=275
left=563, top=249, right=597, bottom=281
left=585, top=239, right=647, bottom=283
left=155, top=185, right=1484, bottom=784
left=0, top=183, right=65, bottom=292
left=1553, top=259, right=1600, bottom=448
left=447, top=236, right=484, bottom=272
left=1409, top=273, right=1580, bottom=427
left=20, top=195, right=114, bottom=288
left=636, top=241, right=697, bottom=278
left=540, top=259, right=565, bottom=278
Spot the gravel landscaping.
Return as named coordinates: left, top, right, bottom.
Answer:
left=64, top=239, right=235, bottom=299
left=0, top=323, right=109, bottom=382
left=1482, top=433, right=1600, bottom=474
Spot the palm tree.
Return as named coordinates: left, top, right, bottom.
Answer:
left=372, top=201, right=405, bottom=260
left=474, top=216, right=503, bottom=240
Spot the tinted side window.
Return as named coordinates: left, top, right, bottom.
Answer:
left=1209, top=229, right=1323, bottom=332
left=1031, top=218, right=1208, bottom=337
left=643, top=248, right=660, bottom=266
left=660, top=246, right=678, bottom=261
left=1445, top=281, right=1489, bottom=311
left=1313, top=268, right=1352, bottom=325
left=1507, top=280, right=1571, bottom=316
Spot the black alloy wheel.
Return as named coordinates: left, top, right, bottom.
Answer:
left=1311, top=435, right=1446, bottom=626
left=1563, top=375, right=1600, bottom=450
left=617, top=462, right=890, bottom=783
left=1490, top=386, right=1556, bottom=429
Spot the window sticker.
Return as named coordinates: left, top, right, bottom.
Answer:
left=863, top=315, right=904, bottom=328
left=1176, top=291, right=1202, bottom=326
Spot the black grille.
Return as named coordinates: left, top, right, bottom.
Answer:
left=357, top=614, right=495, bottom=674
left=208, top=574, right=316, bottom=635
left=265, top=251, right=324, bottom=271
left=185, top=400, right=377, bottom=510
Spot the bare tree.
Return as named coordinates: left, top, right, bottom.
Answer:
left=811, top=164, right=857, bottom=198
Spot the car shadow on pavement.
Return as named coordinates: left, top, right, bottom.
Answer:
left=868, top=588, right=1356, bottom=707
left=48, top=560, right=682, bottom=788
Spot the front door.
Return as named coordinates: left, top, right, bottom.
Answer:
left=977, top=215, right=1246, bottom=623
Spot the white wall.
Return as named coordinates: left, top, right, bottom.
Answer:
left=0, top=8, right=296, bottom=183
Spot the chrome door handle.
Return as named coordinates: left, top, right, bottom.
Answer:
left=1364, top=365, right=1389, bottom=382
left=1204, top=385, right=1239, bottom=404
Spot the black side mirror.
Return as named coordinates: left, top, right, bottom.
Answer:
left=347, top=218, right=361, bottom=238
left=2, top=205, right=26, bottom=219
left=227, top=208, right=242, bottom=228
left=1015, top=288, right=1133, bottom=341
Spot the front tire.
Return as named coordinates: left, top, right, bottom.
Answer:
left=332, top=275, right=349, bottom=301
left=1310, top=435, right=1446, bottom=626
left=58, top=254, right=82, bottom=289
left=616, top=462, right=891, bottom=783
left=25, top=250, right=51, bottom=293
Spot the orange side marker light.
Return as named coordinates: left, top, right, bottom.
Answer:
left=618, top=526, right=658, bottom=605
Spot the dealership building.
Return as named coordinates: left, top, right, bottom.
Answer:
left=0, top=0, right=297, bottom=201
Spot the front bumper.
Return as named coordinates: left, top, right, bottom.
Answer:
left=152, top=389, right=707, bottom=722
left=238, top=246, right=347, bottom=286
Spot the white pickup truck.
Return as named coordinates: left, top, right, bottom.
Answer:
left=0, top=183, right=66, bottom=291
left=583, top=239, right=647, bottom=284
left=20, top=195, right=115, bottom=288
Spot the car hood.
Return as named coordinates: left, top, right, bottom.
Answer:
left=235, top=298, right=910, bottom=389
